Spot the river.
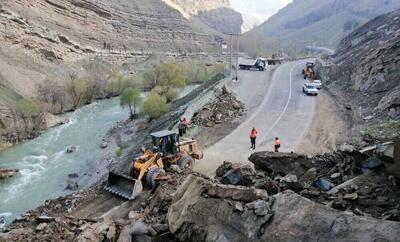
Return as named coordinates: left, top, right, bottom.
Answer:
left=0, top=85, right=200, bottom=226
left=0, top=97, right=130, bottom=225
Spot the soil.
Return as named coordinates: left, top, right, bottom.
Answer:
left=297, top=89, right=351, bottom=155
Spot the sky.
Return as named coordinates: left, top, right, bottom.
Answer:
left=230, top=0, right=293, bottom=22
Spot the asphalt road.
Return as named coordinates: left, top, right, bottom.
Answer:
left=194, top=60, right=316, bottom=175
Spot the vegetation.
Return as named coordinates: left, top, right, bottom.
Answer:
left=120, top=87, right=142, bottom=119
left=142, top=93, right=169, bottom=120
left=16, top=98, right=43, bottom=133
left=66, top=73, right=89, bottom=110
left=143, top=63, right=186, bottom=102
left=37, top=80, right=68, bottom=113
left=184, top=63, right=225, bottom=84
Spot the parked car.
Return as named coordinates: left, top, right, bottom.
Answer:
left=312, top=80, right=322, bottom=89
left=303, top=83, right=318, bottom=96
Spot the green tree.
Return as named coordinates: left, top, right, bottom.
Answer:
left=143, top=69, right=158, bottom=89
left=66, top=78, right=88, bottom=110
left=152, top=63, right=186, bottom=102
left=142, top=93, right=168, bottom=120
left=120, top=87, right=142, bottom=119
left=16, top=99, right=42, bottom=132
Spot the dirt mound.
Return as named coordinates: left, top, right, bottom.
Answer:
left=192, top=85, right=244, bottom=128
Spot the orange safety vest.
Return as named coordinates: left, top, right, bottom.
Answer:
left=275, top=139, right=281, bottom=146
left=250, top=130, right=258, bottom=138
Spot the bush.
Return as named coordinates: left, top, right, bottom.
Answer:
left=143, top=63, right=187, bottom=102
left=142, top=93, right=169, bottom=120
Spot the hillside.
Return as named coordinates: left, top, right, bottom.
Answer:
left=248, top=0, right=400, bottom=52
left=0, top=0, right=226, bottom=146
left=165, top=0, right=243, bottom=34
left=318, top=9, right=400, bottom=143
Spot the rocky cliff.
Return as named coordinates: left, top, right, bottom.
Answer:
left=318, top=10, right=400, bottom=142
left=248, top=0, right=400, bottom=52
left=165, top=0, right=243, bottom=34
left=0, top=0, right=225, bottom=146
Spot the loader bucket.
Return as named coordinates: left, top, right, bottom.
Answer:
left=104, top=172, right=143, bottom=200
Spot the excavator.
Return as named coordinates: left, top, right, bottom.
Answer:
left=302, top=62, right=315, bottom=80
left=105, top=130, right=203, bottom=200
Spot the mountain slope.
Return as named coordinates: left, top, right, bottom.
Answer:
left=165, top=0, right=243, bottom=34
left=319, top=9, right=400, bottom=142
left=0, top=0, right=224, bottom=97
left=249, top=0, right=400, bottom=51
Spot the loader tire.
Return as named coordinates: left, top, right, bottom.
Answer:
left=145, top=167, right=165, bottom=188
left=178, top=155, right=194, bottom=170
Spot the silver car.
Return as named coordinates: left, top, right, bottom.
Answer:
left=303, top=83, right=318, bottom=96
left=312, top=80, right=322, bottom=89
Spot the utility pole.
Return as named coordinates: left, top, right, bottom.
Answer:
left=235, top=34, right=240, bottom=82
left=229, top=34, right=233, bottom=76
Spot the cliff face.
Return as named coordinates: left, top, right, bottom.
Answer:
left=249, top=0, right=400, bottom=52
left=166, top=0, right=243, bottom=34
left=319, top=10, right=400, bottom=142
left=0, top=0, right=225, bottom=145
left=0, top=0, right=226, bottom=97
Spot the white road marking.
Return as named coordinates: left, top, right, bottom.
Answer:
left=259, top=63, right=300, bottom=144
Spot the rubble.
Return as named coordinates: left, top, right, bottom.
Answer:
left=192, top=86, right=244, bottom=127
left=2, top=145, right=400, bottom=241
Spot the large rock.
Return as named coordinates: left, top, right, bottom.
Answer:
left=168, top=175, right=273, bottom=242
left=0, top=168, right=19, bottom=180
left=249, top=152, right=313, bottom=177
left=215, top=161, right=256, bottom=186
left=207, top=183, right=268, bottom=202
left=261, top=191, right=400, bottom=242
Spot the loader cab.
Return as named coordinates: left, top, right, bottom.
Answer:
left=151, top=130, right=180, bottom=156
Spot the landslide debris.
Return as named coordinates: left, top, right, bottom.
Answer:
left=192, top=85, right=244, bottom=128
left=2, top=145, right=400, bottom=242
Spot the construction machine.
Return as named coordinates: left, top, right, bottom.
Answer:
left=302, top=62, right=315, bottom=80
left=105, top=130, right=203, bottom=200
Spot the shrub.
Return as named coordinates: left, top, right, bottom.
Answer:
left=142, top=93, right=169, bottom=120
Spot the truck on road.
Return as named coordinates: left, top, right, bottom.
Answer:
left=239, top=58, right=267, bottom=71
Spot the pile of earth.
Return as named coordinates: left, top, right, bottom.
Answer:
left=2, top=145, right=400, bottom=242
left=247, top=147, right=400, bottom=222
left=192, top=85, right=244, bottom=127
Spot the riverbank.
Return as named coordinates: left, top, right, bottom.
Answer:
left=0, top=75, right=226, bottom=225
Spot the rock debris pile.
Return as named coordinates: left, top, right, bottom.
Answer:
left=192, top=85, right=244, bottom=127
left=2, top=146, right=400, bottom=242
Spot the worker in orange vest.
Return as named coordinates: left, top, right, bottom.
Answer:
left=250, top=128, right=258, bottom=150
left=274, top=137, right=281, bottom=152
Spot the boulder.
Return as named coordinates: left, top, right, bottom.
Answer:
left=215, top=162, right=256, bottom=186
left=66, top=146, right=76, bottom=153
left=100, top=142, right=108, bottom=149
left=168, top=175, right=273, bottom=242
left=0, top=168, right=19, bottom=180
left=249, top=152, right=313, bottom=177
left=260, top=191, right=400, bottom=242
left=207, top=183, right=268, bottom=202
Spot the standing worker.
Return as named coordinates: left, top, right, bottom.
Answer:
left=182, top=118, right=190, bottom=135
left=250, top=128, right=258, bottom=150
left=178, top=120, right=185, bottom=137
left=274, top=137, right=281, bottom=152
